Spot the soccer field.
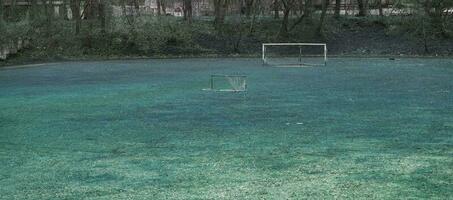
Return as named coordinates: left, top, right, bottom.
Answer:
left=1, top=58, right=452, bottom=199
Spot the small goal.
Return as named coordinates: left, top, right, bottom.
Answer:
left=262, top=43, right=327, bottom=66
left=204, top=75, right=247, bottom=92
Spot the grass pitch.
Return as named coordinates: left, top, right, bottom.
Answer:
left=0, top=58, right=452, bottom=199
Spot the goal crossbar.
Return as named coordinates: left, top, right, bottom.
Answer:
left=262, top=43, right=327, bottom=66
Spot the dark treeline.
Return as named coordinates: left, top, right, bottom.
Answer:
left=0, top=0, right=452, bottom=61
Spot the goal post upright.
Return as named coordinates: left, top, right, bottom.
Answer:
left=262, top=43, right=327, bottom=66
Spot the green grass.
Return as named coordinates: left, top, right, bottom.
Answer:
left=0, top=58, right=452, bottom=199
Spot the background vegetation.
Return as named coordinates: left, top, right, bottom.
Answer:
left=0, top=0, right=452, bottom=64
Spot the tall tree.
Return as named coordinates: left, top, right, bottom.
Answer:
left=85, top=0, right=97, bottom=20
left=334, top=0, right=341, bottom=18
left=279, top=0, right=295, bottom=38
left=357, top=0, right=368, bottom=16
left=133, top=0, right=140, bottom=16
left=0, top=0, right=4, bottom=23
left=304, top=0, right=313, bottom=18
left=160, top=0, right=167, bottom=15
left=213, top=0, right=228, bottom=29
left=99, top=0, right=106, bottom=32
left=378, top=0, right=383, bottom=16
left=317, top=0, right=329, bottom=35
left=30, top=0, right=38, bottom=19
left=273, top=0, right=279, bottom=19
left=244, top=0, right=254, bottom=18
left=248, top=0, right=259, bottom=34
left=183, top=0, right=193, bottom=23
left=62, top=0, right=69, bottom=20
left=9, top=0, right=16, bottom=21
left=44, top=0, right=54, bottom=37
left=157, top=0, right=161, bottom=15
left=71, top=0, right=81, bottom=35
left=422, top=0, right=453, bottom=36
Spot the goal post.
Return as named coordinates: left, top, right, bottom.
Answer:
left=205, top=74, right=247, bottom=92
left=262, top=43, right=327, bottom=66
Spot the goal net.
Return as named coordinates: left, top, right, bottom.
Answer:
left=205, top=75, right=247, bottom=92
left=262, top=43, right=327, bottom=66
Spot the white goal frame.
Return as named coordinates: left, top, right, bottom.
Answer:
left=204, top=74, right=248, bottom=92
left=262, top=43, right=327, bottom=66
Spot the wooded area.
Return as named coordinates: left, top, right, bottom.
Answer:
left=0, top=0, right=452, bottom=62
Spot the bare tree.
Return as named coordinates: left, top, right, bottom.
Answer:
left=277, top=0, right=309, bottom=38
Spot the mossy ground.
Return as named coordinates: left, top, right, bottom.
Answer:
left=0, top=58, right=452, bottom=199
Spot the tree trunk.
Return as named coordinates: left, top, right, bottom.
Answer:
left=317, top=0, right=328, bottom=35
left=30, top=0, right=38, bottom=19
left=244, top=0, right=254, bottom=18
left=420, top=16, right=429, bottom=53
left=157, top=0, right=161, bottom=15
left=44, top=0, right=53, bottom=36
left=85, top=0, right=99, bottom=20
left=304, top=0, right=312, bottom=18
left=133, top=0, right=140, bottom=16
left=424, top=0, right=431, bottom=16
left=334, top=0, right=341, bottom=18
left=62, top=0, right=69, bottom=20
left=0, top=0, right=4, bottom=23
left=378, top=0, right=383, bottom=16
left=161, top=0, right=166, bottom=15
left=249, top=0, right=257, bottom=34
left=99, top=0, right=106, bottom=32
left=273, top=0, right=279, bottom=19
left=183, top=0, right=192, bottom=23
left=279, top=8, right=290, bottom=38
left=9, top=0, right=16, bottom=21
left=71, top=0, right=81, bottom=35
left=357, top=0, right=368, bottom=16
left=214, top=0, right=227, bottom=29
left=279, top=0, right=297, bottom=38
